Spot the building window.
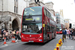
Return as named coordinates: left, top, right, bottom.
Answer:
left=14, top=6, right=16, bottom=13
left=14, top=0, right=18, bottom=2
left=16, top=7, right=18, bottom=13
left=14, top=0, right=18, bottom=13
left=14, top=6, right=18, bottom=13
left=16, top=0, right=18, bottom=2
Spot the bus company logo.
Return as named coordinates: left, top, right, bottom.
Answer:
left=30, top=35, right=31, bottom=37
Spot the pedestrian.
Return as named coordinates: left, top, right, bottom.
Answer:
left=5, top=30, right=9, bottom=41
left=1, top=29, right=4, bottom=38
left=0, top=29, right=1, bottom=35
left=71, top=29, right=74, bottom=39
left=3, top=30, right=6, bottom=38
left=69, top=29, right=73, bottom=39
left=9, top=31, right=12, bottom=39
left=72, top=29, right=75, bottom=40
left=66, top=28, right=70, bottom=39
left=16, top=30, right=21, bottom=42
left=62, top=28, right=67, bottom=42
left=27, top=26, right=32, bottom=32
left=12, top=30, right=16, bottom=37
left=0, top=29, right=3, bottom=41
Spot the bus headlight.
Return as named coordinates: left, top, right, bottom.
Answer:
left=22, top=35, right=25, bottom=38
left=40, top=35, right=42, bottom=37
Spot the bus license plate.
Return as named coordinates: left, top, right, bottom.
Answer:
left=29, top=41, right=34, bottom=42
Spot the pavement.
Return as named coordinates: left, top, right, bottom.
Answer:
left=61, top=39, right=75, bottom=50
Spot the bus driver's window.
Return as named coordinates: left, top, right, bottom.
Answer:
left=27, top=26, right=32, bottom=32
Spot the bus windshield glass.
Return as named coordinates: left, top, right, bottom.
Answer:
left=22, top=23, right=42, bottom=34
left=24, top=7, right=42, bottom=15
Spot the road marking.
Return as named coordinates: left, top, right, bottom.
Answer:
left=0, top=44, right=8, bottom=48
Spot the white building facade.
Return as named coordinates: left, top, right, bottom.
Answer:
left=0, top=0, right=26, bottom=15
left=0, top=0, right=27, bottom=32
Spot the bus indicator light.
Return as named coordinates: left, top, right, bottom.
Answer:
left=40, top=35, right=42, bottom=37
left=43, top=24, right=45, bottom=27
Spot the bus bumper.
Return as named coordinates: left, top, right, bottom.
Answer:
left=21, top=38, right=43, bottom=43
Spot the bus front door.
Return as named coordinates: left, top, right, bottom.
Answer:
left=43, top=25, right=47, bottom=42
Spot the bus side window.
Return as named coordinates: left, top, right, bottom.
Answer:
left=46, top=25, right=50, bottom=32
left=46, top=11, right=48, bottom=17
left=44, top=9, right=46, bottom=16
left=52, top=26, right=55, bottom=33
left=49, top=13, right=51, bottom=18
left=50, top=26, right=53, bottom=33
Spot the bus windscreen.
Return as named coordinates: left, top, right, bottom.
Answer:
left=22, top=23, right=42, bottom=34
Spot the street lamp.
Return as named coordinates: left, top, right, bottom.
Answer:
left=34, top=0, right=40, bottom=6
left=35, top=0, right=39, bottom=4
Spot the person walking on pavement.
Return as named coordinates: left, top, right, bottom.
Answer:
left=66, top=28, right=70, bottom=39
left=3, top=30, right=6, bottom=40
left=71, top=29, right=74, bottom=39
left=15, top=30, right=21, bottom=42
left=0, top=29, right=3, bottom=41
left=69, top=29, right=72, bottom=39
left=12, top=30, right=16, bottom=37
left=72, top=29, right=75, bottom=40
left=5, top=30, right=9, bottom=41
left=0, top=29, right=1, bottom=33
left=1, top=29, right=4, bottom=38
left=62, top=28, right=67, bottom=42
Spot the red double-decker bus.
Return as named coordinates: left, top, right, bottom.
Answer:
left=21, top=6, right=56, bottom=43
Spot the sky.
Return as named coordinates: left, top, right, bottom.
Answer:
left=44, top=0, right=75, bottom=23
